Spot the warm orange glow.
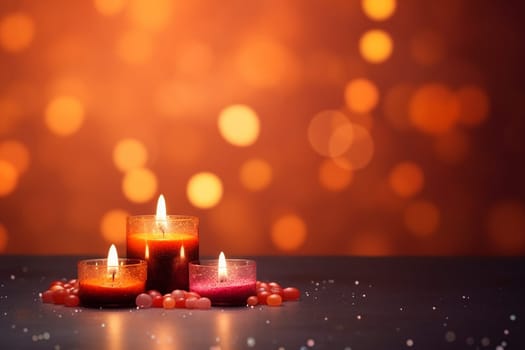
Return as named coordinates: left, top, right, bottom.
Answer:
left=308, top=110, right=353, bottom=157
left=319, top=158, right=353, bottom=191
left=359, top=29, right=393, bottom=63
left=404, top=200, right=440, bottom=237
left=0, top=140, right=30, bottom=174
left=100, top=209, right=129, bottom=244
left=107, top=244, right=119, bottom=275
left=348, top=231, right=393, bottom=256
left=122, top=167, right=158, bottom=203
left=0, top=223, right=8, bottom=252
left=486, top=201, right=525, bottom=254
left=45, top=96, right=85, bottom=136
left=235, top=35, right=298, bottom=88
left=94, top=0, right=126, bottom=16
left=128, top=0, right=173, bottom=32
left=0, top=97, right=22, bottom=135
left=389, top=161, right=424, bottom=198
left=333, top=124, right=374, bottom=171
left=362, top=0, right=397, bottom=21
left=433, top=129, right=470, bottom=164
left=0, top=160, right=18, bottom=196
left=456, top=85, right=490, bottom=126
left=113, top=138, right=148, bottom=172
left=271, top=214, right=307, bottom=251
left=0, top=12, right=34, bottom=53
left=383, top=83, right=415, bottom=130
left=218, top=105, right=260, bottom=147
left=239, top=158, right=273, bottom=191
left=410, top=30, right=445, bottom=66
left=409, top=83, right=460, bottom=134
left=116, top=30, right=152, bottom=65
left=186, top=172, right=223, bottom=209
left=344, top=78, right=379, bottom=114
left=175, top=41, right=214, bottom=79
left=218, top=251, right=227, bottom=281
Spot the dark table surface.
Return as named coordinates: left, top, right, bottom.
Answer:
left=0, top=255, right=524, bottom=349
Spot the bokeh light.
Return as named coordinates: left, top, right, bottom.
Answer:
left=94, top=0, right=126, bottom=16
left=0, top=160, right=18, bottom=197
left=456, top=85, right=490, bottom=127
left=359, top=29, right=393, bottom=63
left=383, top=83, right=415, bottom=130
left=0, top=223, right=7, bottom=252
left=239, top=158, right=273, bottom=191
left=271, top=214, right=307, bottom=252
left=122, top=167, right=158, bottom=203
left=486, top=200, right=525, bottom=254
left=0, top=140, right=30, bottom=174
left=362, top=0, right=397, bottom=21
left=344, top=78, right=379, bottom=114
left=409, top=83, right=459, bottom=134
left=127, top=0, right=173, bottom=32
left=100, top=209, right=129, bottom=244
left=388, top=161, right=424, bottom=198
left=44, top=96, right=85, bottom=136
left=404, top=200, right=440, bottom=237
left=319, top=158, right=353, bottom=191
left=116, top=30, right=153, bottom=65
left=187, top=172, right=223, bottom=209
left=333, top=124, right=374, bottom=171
left=218, top=105, right=260, bottom=147
left=113, top=138, right=148, bottom=172
left=0, top=12, right=35, bottom=53
left=308, top=110, right=353, bottom=158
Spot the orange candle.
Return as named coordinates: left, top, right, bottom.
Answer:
left=78, top=245, right=146, bottom=307
left=127, top=195, right=199, bottom=293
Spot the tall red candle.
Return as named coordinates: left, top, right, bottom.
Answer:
left=126, top=195, right=199, bottom=293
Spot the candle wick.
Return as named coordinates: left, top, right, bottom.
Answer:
left=112, top=271, right=115, bottom=282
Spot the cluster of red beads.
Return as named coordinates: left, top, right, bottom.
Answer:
left=247, top=281, right=300, bottom=307
left=40, top=279, right=80, bottom=307
left=135, top=290, right=212, bottom=310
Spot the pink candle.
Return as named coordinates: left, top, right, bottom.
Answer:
left=189, top=252, right=256, bottom=306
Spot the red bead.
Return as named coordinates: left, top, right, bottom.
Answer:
left=247, top=295, right=258, bottom=306
left=64, top=294, right=80, bottom=307
left=257, top=291, right=270, bottom=305
left=174, top=297, right=186, bottom=308
left=283, top=287, right=300, bottom=301
left=41, top=290, right=54, bottom=303
left=267, top=294, right=282, bottom=306
left=52, top=288, right=68, bottom=304
left=152, top=295, right=164, bottom=308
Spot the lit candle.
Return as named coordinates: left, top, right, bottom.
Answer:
left=126, top=194, right=199, bottom=293
left=78, top=245, right=146, bottom=307
left=189, top=252, right=256, bottom=306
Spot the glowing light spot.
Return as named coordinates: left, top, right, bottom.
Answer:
left=122, top=167, right=158, bottom=203
left=271, top=214, right=307, bottom=251
left=94, top=0, right=126, bottom=16
left=456, top=85, right=490, bottom=126
left=344, top=78, right=379, bottom=114
left=0, top=12, right=35, bottom=53
left=128, top=0, right=173, bottom=32
left=409, top=83, right=460, bottom=134
left=362, top=0, right=397, bottom=21
left=308, top=110, right=353, bottom=157
left=410, top=30, right=445, bottom=66
left=359, top=29, right=393, bottom=64
left=388, top=161, right=424, bottom=198
left=0, top=223, right=7, bottom=252
left=0, top=160, right=18, bottom=196
left=319, top=158, right=353, bottom=191
left=187, top=172, right=223, bottom=209
left=486, top=200, right=525, bottom=254
left=116, top=30, right=152, bottom=65
left=100, top=209, right=129, bottom=244
left=218, top=105, right=260, bottom=147
left=0, top=140, right=30, bottom=174
left=433, top=129, right=470, bottom=164
left=383, top=83, right=415, bottom=130
left=404, top=200, right=440, bottom=237
left=333, top=124, right=374, bottom=171
left=235, top=36, right=299, bottom=88
left=113, top=138, right=148, bottom=172
left=240, top=158, right=273, bottom=191
left=44, top=96, right=85, bottom=136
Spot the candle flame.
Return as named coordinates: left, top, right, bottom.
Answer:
left=107, top=244, right=119, bottom=278
left=145, top=242, right=149, bottom=260
left=156, top=194, right=167, bottom=234
left=218, top=251, right=227, bottom=282
left=180, top=245, right=185, bottom=259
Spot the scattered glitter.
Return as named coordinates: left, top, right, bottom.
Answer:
left=265, top=320, right=270, bottom=324
left=10, top=275, right=15, bottom=280
left=503, top=329, right=509, bottom=335
left=399, top=307, right=404, bottom=311
left=23, top=328, right=28, bottom=333
left=324, top=316, right=328, bottom=321
left=247, top=337, right=256, bottom=347
left=11, top=324, right=16, bottom=329
left=306, top=338, right=315, bottom=347
left=466, top=337, right=475, bottom=345
left=101, top=323, right=106, bottom=328
left=354, top=280, right=359, bottom=285
left=32, top=335, right=38, bottom=342
left=209, top=346, right=221, bottom=350
left=356, top=315, right=362, bottom=320
left=445, top=331, right=456, bottom=342
left=54, top=345, right=61, bottom=350
left=406, top=339, right=414, bottom=347
left=432, top=306, right=437, bottom=311
left=496, top=346, right=504, bottom=350
left=278, top=347, right=286, bottom=350
left=480, top=337, right=490, bottom=346
left=344, top=347, right=352, bottom=350
left=43, top=332, right=50, bottom=340
left=328, top=279, right=335, bottom=284
left=501, top=341, right=508, bottom=347
left=362, top=293, right=366, bottom=298
left=509, top=314, right=517, bottom=321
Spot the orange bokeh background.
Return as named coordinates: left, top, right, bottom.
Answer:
left=1, top=0, right=525, bottom=256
